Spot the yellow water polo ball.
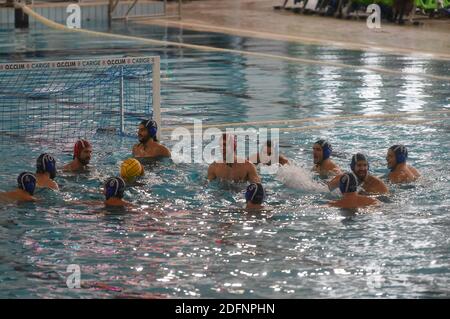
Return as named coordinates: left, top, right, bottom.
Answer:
left=120, top=158, right=144, bottom=182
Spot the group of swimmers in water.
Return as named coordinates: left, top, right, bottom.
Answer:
left=0, top=119, right=421, bottom=210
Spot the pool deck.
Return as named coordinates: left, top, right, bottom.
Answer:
left=140, top=0, right=450, bottom=60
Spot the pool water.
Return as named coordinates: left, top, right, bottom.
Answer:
left=0, top=22, right=449, bottom=298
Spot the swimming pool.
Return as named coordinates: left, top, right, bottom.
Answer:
left=0, top=21, right=449, bottom=298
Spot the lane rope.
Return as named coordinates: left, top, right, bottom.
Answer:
left=160, top=110, right=450, bottom=131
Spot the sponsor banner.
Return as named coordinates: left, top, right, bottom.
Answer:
left=0, top=56, right=155, bottom=71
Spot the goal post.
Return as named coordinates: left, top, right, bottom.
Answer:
left=0, top=56, right=161, bottom=143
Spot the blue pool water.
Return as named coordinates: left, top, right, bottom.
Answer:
left=0, top=21, right=449, bottom=298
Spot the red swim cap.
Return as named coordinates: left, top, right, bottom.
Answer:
left=73, top=139, right=92, bottom=159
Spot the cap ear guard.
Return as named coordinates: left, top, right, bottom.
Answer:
left=245, top=183, right=257, bottom=202
left=315, top=139, right=332, bottom=160
left=145, top=120, right=158, bottom=138
left=391, top=145, right=408, bottom=164
left=104, top=177, right=126, bottom=200
left=245, top=183, right=265, bottom=204
left=37, top=153, right=57, bottom=179
left=339, top=173, right=358, bottom=194
left=45, top=155, right=56, bottom=179
left=17, top=172, right=36, bottom=196
left=323, top=145, right=332, bottom=160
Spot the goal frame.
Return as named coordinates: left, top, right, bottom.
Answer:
left=0, top=55, right=161, bottom=140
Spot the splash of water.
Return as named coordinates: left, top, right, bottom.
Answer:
left=276, top=163, right=328, bottom=192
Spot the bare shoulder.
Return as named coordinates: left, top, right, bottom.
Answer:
left=208, top=161, right=218, bottom=171
left=389, top=170, right=405, bottom=182
left=157, top=143, right=171, bottom=157
left=207, top=161, right=218, bottom=180
left=244, top=159, right=255, bottom=166
left=367, top=175, right=385, bottom=185
left=409, top=165, right=420, bottom=177
left=209, top=160, right=218, bottom=167
left=323, top=160, right=341, bottom=172
left=244, top=160, right=258, bottom=171
left=248, top=154, right=258, bottom=164
left=62, top=163, right=73, bottom=172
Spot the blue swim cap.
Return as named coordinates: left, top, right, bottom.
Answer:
left=339, top=173, right=358, bottom=194
left=389, top=145, right=408, bottom=165
left=245, top=183, right=265, bottom=204
left=315, top=139, right=332, bottom=160
left=104, top=177, right=126, bottom=200
left=140, top=119, right=158, bottom=139
left=350, top=153, right=369, bottom=172
left=17, top=172, right=36, bottom=196
left=36, top=153, right=56, bottom=179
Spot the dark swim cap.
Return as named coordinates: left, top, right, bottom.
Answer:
left=17, top=172, right=37, bottom=196
left=339, top=173, right=358, bottom=194
left=36, top=153, right=57, bottom=179
left=104, top=177, right=126, bottom=200
left=350, top=153, right=369, bottom=172
left=140, top=119, right=158, bottom=139
left=245, top=183, right=265, bottom=205
left=315, top=139, right=332, bottom=160
left=389, top=145, right=408, bottom=165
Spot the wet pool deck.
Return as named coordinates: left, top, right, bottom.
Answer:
left=140, top=0, right=450, bottom=60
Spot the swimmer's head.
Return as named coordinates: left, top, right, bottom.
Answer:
left=104, top=177, right=126, bottom=200
left=120, top=158, right=144, bottom=184
left=138, top=119, right=158, bottom=143
left=339, top=173, right=358, bottom=194
left=220, top=133, right=237, bottom=162
left=73, top=139, right=92, bottom=165
left=17, top=172, right=36, bottom=196
left=36, top=153, right=57, bottom=179
left=245, top=183, right=265, bottom=205
left=313, top=139, right=332, bottom=164
left=350, top=153, right=369, bottom=182
left=387, top=145, right=408, bottom=170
